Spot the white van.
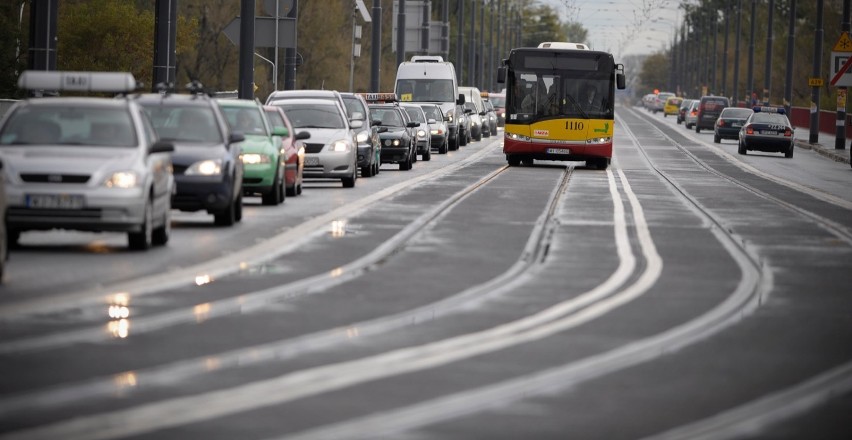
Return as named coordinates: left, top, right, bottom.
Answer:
left=394, top=56, right=464, bottom=150
left=458, top=86, right=487, bottom=140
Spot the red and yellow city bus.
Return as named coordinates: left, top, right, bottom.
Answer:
left=497, top=42, right=626, bottom=169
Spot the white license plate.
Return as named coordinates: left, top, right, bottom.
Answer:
left=304, top=156, right=320, bottom=166
left=26, top=194, right=84, bottom=209
left=760, top=130, right=777, bottom=135
left=732, top=123, right=742, bottom=127
left=546, top=148, right=571, bottom=155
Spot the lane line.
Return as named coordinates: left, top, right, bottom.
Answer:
left=0, top=166, right=567, bottom=414
left=0, top=167, right=649, bottom=440
left=0, top=141, right=502, bottom=319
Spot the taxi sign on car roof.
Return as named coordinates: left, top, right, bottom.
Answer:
left=359, top=92, right=397, bottom=103
left=18, top=70, right=138, bottom=93
left=752, top=106, right=785, bottom=114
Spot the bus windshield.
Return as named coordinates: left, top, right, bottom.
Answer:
left=506, top=51, right=614, bottom=122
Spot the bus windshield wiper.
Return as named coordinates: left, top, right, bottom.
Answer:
left=564, top=94, right=588, bottom=119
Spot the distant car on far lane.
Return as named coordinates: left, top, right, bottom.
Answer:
left=695, top=95, right=730, bottom=133
left=677, top=99, right=695, bottom=125
left=738, top=106, right=795, bottom=158
left=664, top=96, right=683, bottom=117
left=684, top=100, right=699, bottom=129
left=714, top=107, right=753, bottom=143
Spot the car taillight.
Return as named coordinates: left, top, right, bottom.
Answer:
left=717, top=119, right=725, bottom=127
left=746, top=126, right=754, bottom=135
left=691, top=110, right=697, bottom=115
left=784, top=128, right=792, bottom=137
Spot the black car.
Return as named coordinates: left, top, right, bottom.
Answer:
left=714, top=107, right=753, bottom=143
left=738, top=106, right=795, bottom=158
left=369, top=103, right=419, bottom=170
left=677, top=99, right=695, bottom=125
left=136, top=90, right=245, bottom=226
left=695, top=95, right=730, bottom=133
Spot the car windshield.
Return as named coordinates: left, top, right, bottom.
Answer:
left=141, top=104, right=223, bottom=143
left=264, top=110, right=290, bottom=134
left=395, top=79, right=455, bottom=102
left=274, top=103, right=345, bottom=129
left=751, top=113, right=788, bottom=124
left=0, top=105, right=137, bottom=147
left=220, top=106, right=268, bottom=136
left=489, top=95, right=505, bottom=107
left=371, top=108, right=403, bottom=127
left=403, top=107, right=426, bottom=123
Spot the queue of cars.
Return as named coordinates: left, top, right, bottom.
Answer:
left=0, top=69, right=498, bottom=285
left=643, top=91, right=796, bottom=159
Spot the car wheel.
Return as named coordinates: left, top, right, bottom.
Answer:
left=785, top=145, right=794, bottom=158
left=439, top=140, right=448, bottom=154
left=373, top=161, right=380, bottom=176
left=8, top=230, right=20, bottom=249
left=215, top=196, right=237, bottom=226
left=128, top=198, right=153, bottom=250
left=714, top=134, right=720, bottom=143
left=738, top=140, right=747, bottom=155
left=507, top=154, right=521, bottom=166
left=235, top=192, right=243, bottom=222
left=361, top=165, right=373, bottom=178
left=450, top=136, right=459, bottom=150
left=695, top=126, right=700, bottom=133
left=262, top=169, right=282, bottom=205
left=152, top=199, right=171, bottom=245
left=422, top=149, right=431, bottom=161
left=342, top=166, right=357, bottom=188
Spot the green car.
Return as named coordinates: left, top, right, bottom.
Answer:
left=216, top=99, right=287, bottom=205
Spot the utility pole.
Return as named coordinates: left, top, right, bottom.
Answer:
left=722, top=4, right=730, bottom=98
left=784, top=0, right=796, bottom=115
left=837, top=0, right=850, bottom=150
left=396, top=0, right=406, bottom=68
left=810, top=0, right=823, bottom=143
left=489, top=0, right=494, bottom=91
left=469, top=0, right=476, bottom=86
left=457, top=0, right=464, bottom=82
left=370, top=0, right=381, bottom=92
left=238, top=0, right=255, bottom=99
left=734, top=0, right=742, bottom=104
left=479, top=0, right=485, bottom=89
left=712, top=12, right=718, bottom=94
left=152, top=0, right=176, bottom=90
left=747, top=0, right=757, bottom=105
left=764, top=0, right=774, bottom=105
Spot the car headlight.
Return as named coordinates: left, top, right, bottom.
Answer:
left=586, top=137, right=612, bottom=145
left=446, top=110, right=454, bottom=122
left=383, top=139, right=401, bottom=147
left=506, top=132, right=531, bottom=142
left=330, top=140, right=351, bottom=152
left=355, top=131, right=369, bottom=143
left=104, top=171, right=139, bottom=189
left=240, top=153, right=271, bottom=164
left=186, top=159, right=223, bottom=176
left=417, top=129, right=427, bottom=138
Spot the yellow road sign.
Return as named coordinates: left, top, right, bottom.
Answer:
left=809, top=77, right=824, bottom=87
left=833, top=32, right=852, bottom=52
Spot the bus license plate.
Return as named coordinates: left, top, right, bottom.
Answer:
left=26, top=194, right=84, bottom=209
left=546, top=148, right=571, bottom=155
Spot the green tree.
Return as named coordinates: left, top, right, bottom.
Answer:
left=57, top=0, right=197, bottom=90
left=638, top=52, right=669, bottom=95
left=0, top=1, right=28, bottom=98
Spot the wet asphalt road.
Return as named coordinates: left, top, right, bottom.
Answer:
left=1, top=108, right=851, bottom=439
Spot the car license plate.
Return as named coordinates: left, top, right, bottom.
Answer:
left=760, top=130, right=777, bottom=135
left=304, top=156, right=320, bottom=166
left=26, top=194, right=84, bottom=209
left=732, top=123, right=742, bottom=127
left=546, top=148, right=571, bottom=155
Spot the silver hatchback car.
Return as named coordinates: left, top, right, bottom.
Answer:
left=0, top=71, right=174, bottom=250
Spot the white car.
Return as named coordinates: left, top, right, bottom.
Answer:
left=0, top=71, right=174, bottom=250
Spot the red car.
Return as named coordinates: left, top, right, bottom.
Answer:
left=263, top=105, right=308, bottom=196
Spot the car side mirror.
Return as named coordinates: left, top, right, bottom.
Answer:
left=377, top=126, right=388, bottom=133
left=150, top=140, right=174, bottom=154
left=350, top=119, right=364, bottom=129
left=497, top=66, right=506, bottom=83
left=371, top=119, right=382, bottom=126
left=457, top=93, right=466, bottom=105
left=407, top=122, right=420, bottom=128
left=228, top=132, right=245, bottom=144
left=272, top=126, right=288, bottom=137
left=427, top=118, right=436, bottom=124
left=295, top=131, right=311, bottom=140
left=351, top=111, right=364, bottom=120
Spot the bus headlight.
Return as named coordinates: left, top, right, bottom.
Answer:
left=506, top=132, right=531, bottom=142
left=586, top=137, right=612, bottom=145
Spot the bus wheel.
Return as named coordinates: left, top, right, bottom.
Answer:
left=507, top=155, right=520, bottom=166
left=521, top=158, right=534, bottom=166
left=596, top=158, right=610, bottom=170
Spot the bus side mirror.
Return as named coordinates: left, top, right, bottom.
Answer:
left=617, top=73, right=626, bottom=90
left=497, top=67, right=506, bottom=84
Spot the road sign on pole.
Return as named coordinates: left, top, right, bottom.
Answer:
left=223, top=16, right=296, bottom=48
left=830, top=52, right=852, bottom=86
